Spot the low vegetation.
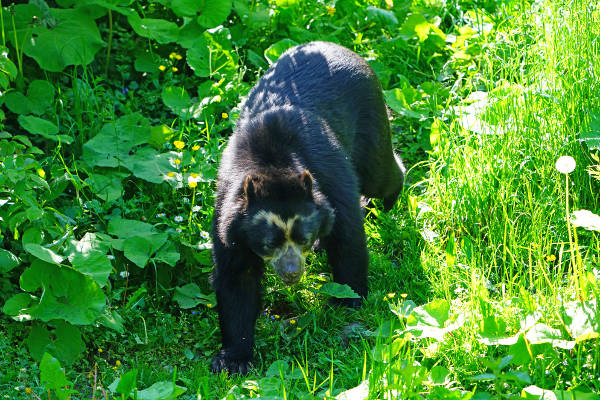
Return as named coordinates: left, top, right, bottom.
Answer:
left=0, top=0, right=598, bottom=399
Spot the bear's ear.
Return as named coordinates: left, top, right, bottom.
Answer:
left=243, top=174, right=259, bottom=203
left=300, top=169, right=313, bottom=195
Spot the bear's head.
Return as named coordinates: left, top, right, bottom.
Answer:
left=241, top=169, right=334, bottom=285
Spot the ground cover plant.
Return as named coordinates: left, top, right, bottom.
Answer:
left=0, top=0, right=598, bottom=399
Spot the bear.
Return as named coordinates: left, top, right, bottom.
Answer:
left=210, top=41, right=405, bottom=374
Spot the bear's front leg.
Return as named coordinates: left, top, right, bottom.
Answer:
left=323, top=199, right=369, bottom=308
left=211, top=248, right=263, bottom=374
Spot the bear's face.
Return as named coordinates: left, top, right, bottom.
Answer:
left=241, top=170, right=333, bottom=285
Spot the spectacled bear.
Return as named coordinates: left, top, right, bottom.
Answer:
left=211, top=41, right=405, bottom=374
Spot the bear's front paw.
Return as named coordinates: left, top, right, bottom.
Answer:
left=211, top=350, right=252, bottom=375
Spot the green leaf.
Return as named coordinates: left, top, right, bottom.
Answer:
left=123, top=233, right=168, bottom=267
left=560, top=300, right=600, bottom=343
left=264, top=39, right=298, bottom=64
left=314, top=282, right=360, bottom=299
left=2, top=293, right=33, bottom=318
left=27, top=80, right=55, bottom=115
left=19, top=260, right=106, bottom=325
left=108, top=218, right=156, bottom=237
left=405, top=299, right=465, bottom=340
left=0, top=249, right=20, bottom=273
left=23, top=243, right=64, bottom=264
left=86, top=171, right=127, bottom=202
left=149, top=124, right=176, bottom=149
left=187, top=33, right=238, bottom=78
left=383, top=88, right=423, bottom=119
left=161, top=86, right=201, bottom=119
left=366, top=6, right=398, bottom=27
left=127, top=14, right=179, bottom=44
left=173, top=283, right=213, bottom=309
left=525, top=324, right=575, bottom=349
left=69, top=249, right=112, bottom=287
left=197, top=0, right=232, bottom=28
left=265, top=360, right=289, bottom=377
left=128, top=150, right=179, bottom=184
left=82, top=113, right=150, bottom=168
left=24, top=8, right=105, bottom=72
left=136, top=381, right=187, bottom=400
left=154, top=241, right=180, bottom=266
left=98, top=308, right=124, bottom=333
left=111, top=369, right=138, bottom=396
left=522, top=385, right=600, bottom=400
left=40, top=352, right=72, bottom=389
left=18, top=115, right=58, bottom=135
left=3, top=91, right=31, bottom=115
left=399, top=13, right=431, bottom=42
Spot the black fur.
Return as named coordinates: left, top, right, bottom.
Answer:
left=211, top=42, right=405, bottom=374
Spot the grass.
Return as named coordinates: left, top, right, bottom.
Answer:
left=0, top=0, right=599, bottom=399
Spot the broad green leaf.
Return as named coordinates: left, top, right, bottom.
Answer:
left=18, top=115, right=58, bottom=135
left=314, top=282, right=360, bottom=299
left=109, top=368, right=138, bottom=396
left=98, top=308, right=124, bottom=333
left=108, top=218, right=155, bottom=237
left=399, top=13, right=431, bottom=42
left=27, top=323, right=52, bottom=362
left=129, top=150, right=179, bottom=184
left=154, top=241, right=180, bottom=267
left=2, top=293, right=33, bottom=318
left=171, top=0, right=201, bottom=17
left=3, top=91, right=31, bottom=115
left=525, top=324, right=575, bottom=349
left=70, top=249, right=113, bottom=287
left=82, top=113, right=150, bottom=168
left=136, top=381, right=187, bottom=400
left=0, top=47, right=18, bottom=89
left=23, top=243, right=64, bottom=264
left=19, top=260, right=106, bottom=325
left=187, top=33, right=238, bottom=78
left=24, top=8, right=104, bottom=72
left=264, top=39, right=298, bottom=64
left=27, top=80, right=55, bottom=115
left=134, top=50, right=161, bottom=73
left=197, top=0, right=232, bottom=28
left=265, top=360, right=289, bottom=377
left=173, top=283, right=212, bottom=309
left=127, top=14, right=179, bottom=44
left=560, top=300, right=600, bottom=343
left=40, top=352, right=72, bottom=389
left=0, top=249, right=20, bottom=273
left=86, top=171, right=126, bottom=202
left=149, top=124, right=176, bottom=149
left=161, top=86, right=201, bottom=119
left=366, top=6, right=398, bottom=27
left=383, top=88, right=422, bottom=119
left=336, top=380, right=369, bottom=400
left=405, top=299, right=465, bottom=340
left=522, top=385, right=600, bottom=400
left=123, top=233, right=168, bottom=267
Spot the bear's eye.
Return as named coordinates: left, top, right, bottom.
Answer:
left=263, top=228, right=285, bottom=251
left=290, top=221, right=313, bottom=246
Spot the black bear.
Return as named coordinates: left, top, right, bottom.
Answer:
left=211, top=41, right=405, bottom=374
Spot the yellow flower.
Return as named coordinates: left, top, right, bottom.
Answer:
left=383, top=295, right=388, bottom=301
left=296, top=327, right=301, bottom=331
left=546, top=254, right=556, bottom=262
left=192, top=144, right=200, bottom=151
left=387, top=292, right=396, bottom=298
left=37, top=168, right=46, bottom=179
left=173, top=140, right=185, bottom=150
left=172, top=66, right=178, bottom=72
left=190, top=172, right=199, bottom=178
left=188, top=181, right=197, bottom=189
left=169, top=52, right=177, bottom=59
left=326, top=6, right=336, bottom=15
left=158, top=65, right=166, bottom=71
left=400, top=293, right=408, bottom=299
left=274, top=314, right=280, bottom=319
left=290, top=319, right=296, bottom=325
left=207, top=303, right=212, bottom=307
left=174, top=158, right=181, bottom=165
left=98, top=348, right=103, bottom=353
left=167, top=172, right=175, bottom=177
left=175, top=54, right=182, bottom=60
left=116, top=360, right=122, bottom=367
left=25, top=388, right=32, bottom=395
left=221, top=112, right=229, bottom=119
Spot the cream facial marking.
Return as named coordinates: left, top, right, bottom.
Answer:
left=253, top=210, right=298, bottom=242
